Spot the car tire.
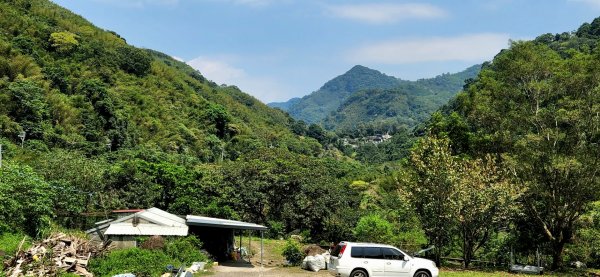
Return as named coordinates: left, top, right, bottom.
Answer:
left=350, top=269, right=368, bottom=277
left=414, top=270, right=431, bottom=277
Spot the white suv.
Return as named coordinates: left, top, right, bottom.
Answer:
left=328, top=242, right=438, bottom=277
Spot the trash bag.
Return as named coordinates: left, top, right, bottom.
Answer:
left=301, top=254, right=326, bottom=272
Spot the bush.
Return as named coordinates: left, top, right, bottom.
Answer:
left=353, top=214, right=394, bottom=244
left=90, top=237, right=208, bottom=277
left=89, top=247, right=173, bottom=277
left=282, top=239, right=304, bottom=266
left=164, top=236, right=207, bottom=265
left=0, top=163, right=53, bottom=236
left=267, top=220, right=285, bottom=239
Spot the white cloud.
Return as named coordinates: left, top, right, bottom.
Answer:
left=171, top=56, right=184, bottom=62
left=187, top=57, right=245, bottom=83
left=346, top=33, right=510, bottom=64
left=326, top=3, right=446, bottom=24
left=569, top=0, right=600, bottom=8
left=186, top=56, right=289, bottom=103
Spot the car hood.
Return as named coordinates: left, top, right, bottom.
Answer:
left=412, top=257, right=436, bottom=266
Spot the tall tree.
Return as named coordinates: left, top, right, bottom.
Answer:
left=453, top=41, right=600, bottom=269
left=402, top=136, right=457, bottom=266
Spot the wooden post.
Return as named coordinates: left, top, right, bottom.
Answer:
left=260, top=231, right=264, bottom=268
left=248, top=230, right=251, bottom=263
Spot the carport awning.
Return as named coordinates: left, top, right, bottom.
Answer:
left=186, top=215, right=268, bottom=231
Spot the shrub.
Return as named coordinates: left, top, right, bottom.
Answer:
left=164, top=236, right=207, bottom=265
left=281, top=239, right=303, bottom=266
left=353, top=214, right=393, bottom=244
left=267, top=220, right=285, bottom=239
left=89, top=247, right=174, bottom=277
left=90, top=237, right=209, bottom=277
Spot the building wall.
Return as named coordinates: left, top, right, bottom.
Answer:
left=109, top=235, right=138, bottom=248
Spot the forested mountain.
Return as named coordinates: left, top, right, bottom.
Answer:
left=323, top=65, right=480, bottom=133
left=0, top=0, right=321, bottom=160
left=268, top=97, right=300, bottom=110
left=270, top=64, right=479, bottom=133
left=270, top=65, right=400, bottom=123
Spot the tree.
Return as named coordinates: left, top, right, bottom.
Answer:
left=454, top=156, right=521, bottom=268
left=49, top=31, right=79, bottom=54
left=353, top=214, right=394, bottom=244
left=0, top=163, right=53, bottom=236
left=116, top=46, right=152, bottom=76
left=401, top=136, right=457, bottom=266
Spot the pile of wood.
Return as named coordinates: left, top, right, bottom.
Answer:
left=3, top=233, right=110, bottom=277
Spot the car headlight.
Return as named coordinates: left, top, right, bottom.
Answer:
left=431, top=261, right=437, bottom=268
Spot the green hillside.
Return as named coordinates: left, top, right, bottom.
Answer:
left=0, top=0, right=319, bottom=160
left=270, top=64, right=479, bottom=132
left=323, top=65, right=480, bottom=133
left=272, top=65, right=400, bottom=123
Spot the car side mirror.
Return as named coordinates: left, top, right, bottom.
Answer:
left=403, top=255, right=409, bottom=261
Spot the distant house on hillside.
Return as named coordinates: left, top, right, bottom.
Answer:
left=366, top=133, right=392, bottom=144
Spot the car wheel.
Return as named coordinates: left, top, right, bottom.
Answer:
left=350, top=269, right=368, bottom=277
left=414, top=270, right=431, bottom=277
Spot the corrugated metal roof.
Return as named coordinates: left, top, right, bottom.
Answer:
left=186, top=215, right=268, bottom=231
left=139, top=207, right=186, bottom=227
left=104, top=223, right=188, bottom=236
left=86, top=207, right=187, bottom=235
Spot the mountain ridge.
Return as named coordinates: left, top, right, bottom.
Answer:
left=270, top=64, right=480, bottom=133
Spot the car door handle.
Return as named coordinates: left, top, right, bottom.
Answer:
left=364, top=261, right=368, bottom=264
left=386, top=262, right=391, bottom=265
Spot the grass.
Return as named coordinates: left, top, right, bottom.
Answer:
left=0, top=232, right=31, bottom=272
left=234, top=235, right=291, bottom=266
left=442, top=268, right=596, bottom=277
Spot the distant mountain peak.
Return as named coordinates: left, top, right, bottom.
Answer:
left=320, top=65, right=398, bottom=93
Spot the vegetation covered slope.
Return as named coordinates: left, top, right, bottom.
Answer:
left=270, top=64, right=479, bottom=133
left=270, top=65, right=400, bottom=123
left=0, top=0, right=316, bottom=161
left=322, top=64, right=479, bottom=133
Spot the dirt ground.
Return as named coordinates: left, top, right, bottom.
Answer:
left=212, top=263, right=330, bottom=277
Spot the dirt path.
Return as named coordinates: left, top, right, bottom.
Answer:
left=212, top=265, right=330, bottom=276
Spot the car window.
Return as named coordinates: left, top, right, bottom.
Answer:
left=382, top=248, right=404, bottom=260
left=331, top=244, right=343, bottom=256
left=363, top=247, right=383, bottom=259
left=350, top=246, right=364, bottom=258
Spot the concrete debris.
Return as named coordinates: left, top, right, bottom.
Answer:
left=3, top=233, right=110, bottom=277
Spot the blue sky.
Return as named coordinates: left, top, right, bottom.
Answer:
left=54, top=0, right=600, bottom=103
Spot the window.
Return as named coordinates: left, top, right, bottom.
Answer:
left=382, top=248, right=404, bottom=260
left=331, top=244, right=343, bottom=257
left=363, top=247, right=383, bottom=259
left=351, top=246, right=364, bottom=258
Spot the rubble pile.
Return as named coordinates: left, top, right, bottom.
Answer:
left=3, top=233, right=110, bottom=277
